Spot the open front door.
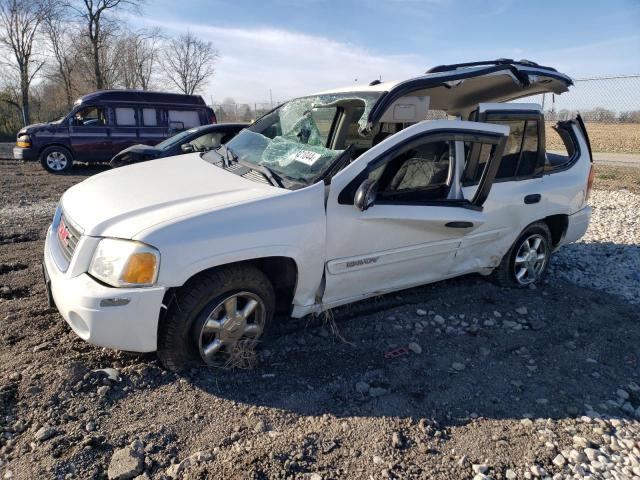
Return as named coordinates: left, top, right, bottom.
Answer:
left=321, top=120, right=508, bottom=307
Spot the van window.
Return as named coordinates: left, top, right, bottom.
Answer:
left=115, top=108, right=136, bottom=126
left=169, top=110, right=200, bottom=129
left=142, top=108, right=158, bottom=126
left=517, top=120, right=539, bottom=176
left=72, top=106, right=106, bottom=127
left=494, top=120, right=525, bottom=179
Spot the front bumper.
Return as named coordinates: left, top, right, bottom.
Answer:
left=13, top=146, right=37, bottom=161
left=44, top=226, right=166, bottom=352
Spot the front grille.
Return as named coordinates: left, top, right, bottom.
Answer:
left=56, top=213, right=82, bottom=262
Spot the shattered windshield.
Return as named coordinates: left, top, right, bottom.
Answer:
left=208, top=92, right=382, bottom=186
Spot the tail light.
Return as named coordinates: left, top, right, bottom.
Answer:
left=207, top=108, right=217, bottom=124
left=585, top=164, right=595, bottom=201
left=16, top=134, right=31, bottom=148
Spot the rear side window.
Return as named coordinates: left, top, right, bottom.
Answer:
left=485, top=117, right=540, bottom=180
left=169, top=110, right=200, bottom=129
left=142, top=108, right=158, bottom=126
left=115, top=107, right=136, bottom=126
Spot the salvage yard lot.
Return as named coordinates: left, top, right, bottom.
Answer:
left=1, top=159, right=639, bottom=479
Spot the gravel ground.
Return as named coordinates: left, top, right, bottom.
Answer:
left=550, top=189, right=640, bottom=304
left=1, top=160, right=639, bottom=480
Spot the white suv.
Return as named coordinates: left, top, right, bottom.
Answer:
left=43, top=60, right=594, bottom=370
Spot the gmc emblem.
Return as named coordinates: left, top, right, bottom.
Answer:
left=57, top=219, right=70, bottom=247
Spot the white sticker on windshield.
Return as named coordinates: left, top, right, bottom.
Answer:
left=294, top=150, right=322, bottom=166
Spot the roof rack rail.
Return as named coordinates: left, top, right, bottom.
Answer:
left=426, top=59, right=558, bottom=74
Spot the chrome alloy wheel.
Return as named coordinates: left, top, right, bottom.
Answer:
left=513, top=233, right=548, bottom=285
left=197, top=291, right=266, bottom=366
left=46, top=151, right=68, bottom=171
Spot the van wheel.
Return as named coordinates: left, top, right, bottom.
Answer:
left=157, top=265, right=275, bottom=372
left=491, top=222, right=552, bottom=288
left=40, top=146, right=73, bottom=174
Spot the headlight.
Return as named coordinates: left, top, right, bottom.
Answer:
left=89, top=238, right=160, bottom=287
left=16, top=133, right=31, bottom=148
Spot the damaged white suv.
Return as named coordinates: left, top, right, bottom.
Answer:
left=44, top=59, right=594, bottom=370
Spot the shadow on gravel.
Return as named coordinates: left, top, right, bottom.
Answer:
left=180, top=276, right=640, bottom=426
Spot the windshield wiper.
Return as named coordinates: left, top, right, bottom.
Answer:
left=236, top=158, right=284, bottom=188
left=213, top=143, right=236, bottom=167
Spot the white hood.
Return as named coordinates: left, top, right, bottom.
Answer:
left=61, top=153, right=281, bottom=238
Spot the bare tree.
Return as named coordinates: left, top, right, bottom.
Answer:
left=72, top=0, right=141, bottom=90
left=43, top=10, right=77, bottom=108
left=117, top=27, right=163, bottom=90
left=0, top=0, right=48, bottom=125
left=162, top=31, right=218, bottom=95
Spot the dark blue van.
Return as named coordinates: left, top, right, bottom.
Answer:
left=13, top=90, right=217, bottom=173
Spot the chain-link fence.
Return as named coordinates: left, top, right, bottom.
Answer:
left=518, top=75, right=640, bottom=154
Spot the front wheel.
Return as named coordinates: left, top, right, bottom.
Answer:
left=40, top=146, right=73, bottom=174
left=157, top=265, right=275, bottom=371
left=491, top=222, right=552, bottom=288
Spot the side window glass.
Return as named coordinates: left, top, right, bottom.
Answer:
left=72, top=106, right=106, bottom=127
left=370, top=139, right=453, bottom=202
left=188, top=133, right=223, bottom=151
left=169, top=110, right=200, bottom=129
left=516, top=120, right=539, bottom=176
left=143, top=108, right=158, bottom=126
left=463, top=142, right=495, bottom=184
left=115, top=107, right=136, bottom=126
left=494, top=120, right=525, bottom=179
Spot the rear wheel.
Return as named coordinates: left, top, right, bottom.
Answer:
left=40, top=146, right=73, bottom=174
left=157, top=265, right=275, bottom=371
left=492, top=222, right=552, bottom=288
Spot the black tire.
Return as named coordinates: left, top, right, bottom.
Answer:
left=40, top=146, right=73, bottom=174
left=491, top=221, right=552, bottom=288
left=157, top=265, right=275, bottom=372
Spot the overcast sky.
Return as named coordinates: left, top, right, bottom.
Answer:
left=139, top=0, right=640, bottom=104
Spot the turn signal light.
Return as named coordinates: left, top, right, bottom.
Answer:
left=121, top=252, right=158, bottom=284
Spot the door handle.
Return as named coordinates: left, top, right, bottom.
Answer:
left=524, top=194, right=541, bottom=204
left=445, top=221, right=474, bottom=228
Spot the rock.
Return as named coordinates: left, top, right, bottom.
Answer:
left=355, top=381, right=370, bottom=394
left=254, top=420, right=267, bottom=433
left=97, top=385, right=110, bottom=396
left=308, top=474, right=322, bottom=480
left=451, top=362, right=465, bottom=372
left=493, top=311, right=502, bottom=318
left=416, top=309, right=427, bottom=316
left=572, top=435, right=590, bottom=448
left=369, top=387, right=388, bottom=397
left=520, top=418, right=533, bottom=427
left=505, top=469, right=517, bottom=479
left=408, top=342, right=422, bottom=354
left=391, top=431, right=404, bottom=449
left=529, top=318, right=546, bottom=330
left=568, top=449, right=586, bottom=464
left=530, top=465, right=545, bottom=477
left=616, top=388, right=629, bottom=400
left=372, top=455, right=383, bottom=465
left=108, top=442, right=144, bottom=480
left=85, top=421, right=96, bottom=432
left=552, top=454, right=566, bottom=467
left=515, top=306, right=528, bottom=315
left=472, top=464, right=488, bottom=474
left=584, top=448, right=599, bottom=461
left=34, top=427, right=57, bottom=442
left=433, top=315, right=445, bottom=325
left=483, top=319, right=495, bottom=327
left=93, top=368, right=122, bottom=382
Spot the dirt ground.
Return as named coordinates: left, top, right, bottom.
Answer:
left=1, top=160, right=639, bottom=480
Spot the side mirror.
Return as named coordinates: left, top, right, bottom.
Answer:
left=354, top=178, right=378, bottom=211
left=181, top=143, right=194, bottom=153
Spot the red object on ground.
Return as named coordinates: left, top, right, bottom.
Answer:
left=384, top=347, right=409, bottom=359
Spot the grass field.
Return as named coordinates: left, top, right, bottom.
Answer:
left=546, top=122, right=640, bottom=153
